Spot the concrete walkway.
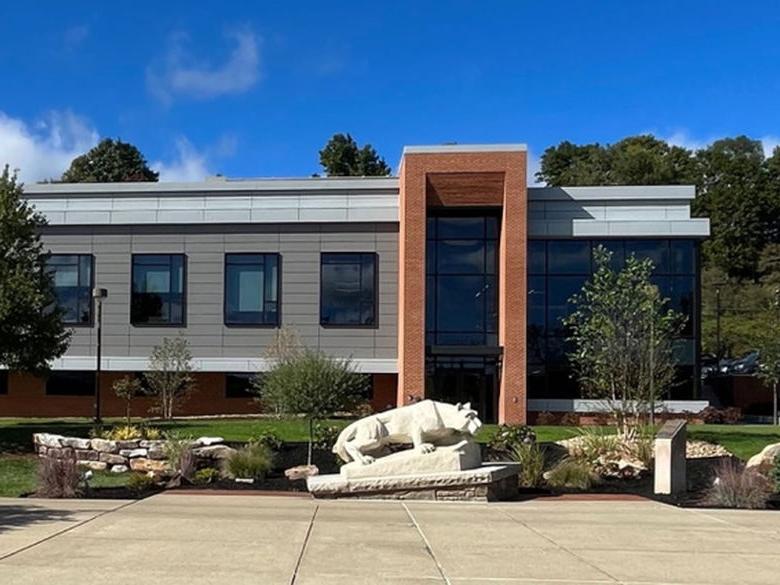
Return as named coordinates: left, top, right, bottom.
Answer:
left=1, top=494, right=780, bottom=584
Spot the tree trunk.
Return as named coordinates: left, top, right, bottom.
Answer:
left=125, top=401, right=131, bottom=426
left=774, top=382, right=778, bottom=426
left=307, top=418, right=313, bottom=466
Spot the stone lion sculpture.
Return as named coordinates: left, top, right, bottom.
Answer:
left=333, top=399, right=482, bottom=465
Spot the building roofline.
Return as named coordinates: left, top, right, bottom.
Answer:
left=402, top=143, right=527, bottom=155
left=529, top=185, right=697, bottom=201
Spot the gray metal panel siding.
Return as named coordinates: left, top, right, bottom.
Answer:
left=41, top=223, right=399, bottom=363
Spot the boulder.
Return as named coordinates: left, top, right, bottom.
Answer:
left=116, top=440, right=141, bottom=450
left=193, top=444, right=237, bottom=460
left=130, top=458, right=170, bottom=473
left=48, top=447, right=75, bottom=460
left=194, top=436, right=224, bottom=447
left=99, top=453, right=127, bottom=465
left=90, top=438, right=118, bottom=453
left=147, top=445, right=167, bottom=460
left=110, top=465, right=129, bottom=474
left=140, top=440, right=166, bottom=448
left=61, top=437, right=92, bottom=450
left=35, top=433, right=64, bottom=448
left=78, top=460, right=108, bottom=471
left=285, top=465, right=319, bottom=481
left=746, top=442, right=780, bottom=473
left=76, top=449, right=99, bottom=461
left=119, top=448, right=148, bottom=459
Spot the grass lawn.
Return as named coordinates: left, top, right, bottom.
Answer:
left=1, top=417, right=779, bottom=498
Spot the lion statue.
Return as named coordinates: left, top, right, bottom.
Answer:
left=333, top=399, right=482, bottom=465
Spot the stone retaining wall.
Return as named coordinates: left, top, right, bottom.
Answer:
left=33, top=433, right=232, bottom=474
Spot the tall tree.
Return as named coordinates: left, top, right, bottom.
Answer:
left=564, top=247, right=685, bottom=437
left=319, top=133, right=391, bottom=177
left=62, top=138, right=159, bottom=183
left=692, top=136, right=773, bottom=278
left=536, top=141, right=611, bottom=186
left=0, top=167, right=69, bottom=372
left=753, top=291, right=780, bottom=425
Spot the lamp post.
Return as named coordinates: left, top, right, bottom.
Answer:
left=93, top=288, right=108, bottom=425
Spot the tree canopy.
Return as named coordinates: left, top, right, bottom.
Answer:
left=319, top=133, right=391, bottom=177
left=0, top=167, right=69, bottom=372
left=62, top=138, right=159, bottom=183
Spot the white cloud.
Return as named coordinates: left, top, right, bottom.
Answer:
left=659, top=130, right=780, bottom=157
left=0, top=110, right=99, bottom=183
left=151, top=138, right=211, bottom=182
left=147, top=29, right=260, bottom=103
left=761, top=136, right=780, bottom=157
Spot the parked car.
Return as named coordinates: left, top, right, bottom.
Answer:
left=729, top=351, right=760, bottom=375
left=700, top=354, right=719, bottom=379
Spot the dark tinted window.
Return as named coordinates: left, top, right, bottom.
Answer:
left=547, top=241, right=590, bottom=274
left=528, top=241, right=546, bottom=274
left=47, top=255, right=93, bottom=324
left=671, top=240, right=695, bottom=274
left=46, top=371, right=95, bottom=396
left=224, top=254, right=280, bottom=326
left=131, top=254, right=185, bottom=325
left=626, top=240, right=670, bottom=274
left=0, top=371, right=7, bottom=395
left=320, top=253, right=377, bottom=326
left=225, top=373, right=256, bottom=398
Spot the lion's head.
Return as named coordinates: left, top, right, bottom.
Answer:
left=440, top=401, right=482, bottom=436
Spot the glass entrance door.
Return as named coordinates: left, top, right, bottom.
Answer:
left=425, top=355, right=500, bottom=422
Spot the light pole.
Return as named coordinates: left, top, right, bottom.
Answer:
left=93, top=288, right=108, bottom=425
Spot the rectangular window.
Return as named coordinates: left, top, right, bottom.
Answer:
left=225, top=373, right=257, bottom=398
left=0, top=371, right=7, bottom=395
left=320, top=253, right=377, bottom=326
left=224, top=254, right=280, bottom=326
left=46, top=254, right=93, bottom=325
left=131, top=254, right=185, bottom=326
left=46, top=371, right=95, bottom=396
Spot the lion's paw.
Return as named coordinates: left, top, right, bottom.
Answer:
left=417, top=443, right=435, bottom=454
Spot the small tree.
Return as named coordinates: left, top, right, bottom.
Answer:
left=62, top=138, right=159, bottom=183
left=0, top=166, right=70, bottom=373
left=754, top=290, right=780, bottom=425
left=113, top=375, right=145, bottom=425
left=143, top=337, right=196, bottom=420
left=254, top=347, right=367, bottom=464
left=564, top=247, right=685, bottom=437
left=319, top=133, right=391, bottom=177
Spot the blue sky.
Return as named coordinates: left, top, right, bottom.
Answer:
left=1, top=1, right=779, bottom=183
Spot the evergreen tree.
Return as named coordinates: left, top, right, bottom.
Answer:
left=0, top=167, right=69, bottom=372
left=319, top=133, right=391, bottom=177
left=62, top=138, right=158, bottom=182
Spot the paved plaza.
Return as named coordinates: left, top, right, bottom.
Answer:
left=1, top=493, right=780, bottom=584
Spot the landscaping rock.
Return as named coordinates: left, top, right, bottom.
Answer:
left=140, top=440, right=166, bottom=448
left=285, top=465, right=319, bottom=481
left=130, top=458, right=169, bottom=473
left=119, top=448, right=148, bottom=459
left=37, top=446, right=48, bottom=456
left=746, top=442, right=780, bottom=473
left=193, top=444, right=236, bottom=460
left=78, top=460, right=108, bottom=471
left=147, top=445, right=167, bottom=460
left=194, top=436, right=224, bottom=447
left=686, top=440, right=732, bottom=459
left=35, top=433, right=64, bottom=448
left=116, top=440, right=141, bottom=450
left=61, top=437, right=91, bottom=450
left=76, top=449, right=99, bottom=461
left=110, top=465, right=129, bottom=474
left=48, top=447, right=75, bottom=460
left=99, top=453, right=127, bottom=465
left=90, top=438, right=118, bottom=453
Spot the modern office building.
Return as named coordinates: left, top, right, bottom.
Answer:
left=1, top=145, right=709, bottom=423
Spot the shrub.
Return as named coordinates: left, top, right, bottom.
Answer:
left=250, top=430, right=284, bottom=452
left=511, top=442, right=546, bottom=488
left=163, top=433, right=196, bottom=481
left=37, top=457, right=82, bottom=498
left=192, top=468, right=220, bottom=486
left=227, top=443, right=274, bottom=481
left=560, top=412, right=580, bottom=426
left=141, top=426, right=162, bottom=440
left=545, top=458, right=598, bottom=490
left=700, top=406, right=742, bottom=424
left=570, top=427, right=621, bottom=468
left=535, top=411, right=556, bottom=425
left=312, top=422, right=341, bottom=452
left=706, top=460, right=772, bottom=509
left=127, top=472, right=158, bottom=494
left=488, top=424, right=536, bottom=457
left=113, top=375, right=145, bottom=424
left=102, top=425, right=143, bottom=441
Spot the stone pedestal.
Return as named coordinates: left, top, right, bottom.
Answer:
left=307, top=464, right=519, bottom=502
left=654, top=419, right=687, bottom=496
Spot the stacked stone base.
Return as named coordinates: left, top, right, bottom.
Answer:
left=307, top=464, right=519, bottom=502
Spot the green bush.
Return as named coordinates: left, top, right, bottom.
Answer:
left=250, top=430, right=284, bottom=452
left=488, top=424, right=536, bottom=457
left=163, top=433, right=196, bottom=480
left=192, top=468, right=220, bottom=486
left=511, top=442, right=546, bottom=488
left=127, top=473, right=157, bottom=494
left=545, top=458, right=598, bottom=490
left=706, top=460, right=772, bottom=509
left=227, top=442, right=274, bottom=481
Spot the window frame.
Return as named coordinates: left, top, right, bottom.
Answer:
left=130, top=253, right=187, bottom=327
left=319, top=252, right=378, bottom=328
left=47, top=253, right=94, bottom=327
left=223, top=253, right=282, bottom=328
